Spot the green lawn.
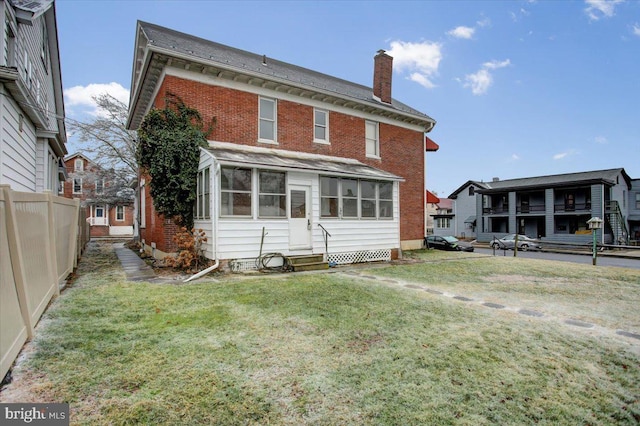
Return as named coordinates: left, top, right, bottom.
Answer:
left=1, top=244, right=639, bottom=425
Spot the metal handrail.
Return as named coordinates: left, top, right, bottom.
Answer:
left=318, top=224, right=331, bottom=261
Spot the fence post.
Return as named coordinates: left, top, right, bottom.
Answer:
left=45, top=191, right=61, bottom=295
left=1, top=185, right=34, bottom=339
left=68, top=198, right=80, bottom=272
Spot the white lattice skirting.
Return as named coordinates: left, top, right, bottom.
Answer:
left=228, top=249, right=392, bottom=272
left=328, top=249, right=391, bottom=265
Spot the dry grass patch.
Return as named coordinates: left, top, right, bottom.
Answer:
left=1, top=244, right=638, bottom=424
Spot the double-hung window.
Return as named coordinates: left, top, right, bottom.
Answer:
left=73, top=178, right=82, bottom=194
left=95, top=179, right=104, bottom=194
left=320, top=177, right=339, bottom=218
left=259, top=97, right=276, bottom=143
left=341, top=179, right=358, bottom=218
left=116, top=206, right=125, bottom=221
left=365, top=121, right=379, bottom=158
left=378, top=182, right=393, bottom=218
left=74, top=159, right=83, bottom=172
left=196, top=168, right=210, bottom=220
left=221, top=167, right=252, bottom=216
left=258, top=170, right=286, bottom=217
left=314, top=109, right=329, bottom=143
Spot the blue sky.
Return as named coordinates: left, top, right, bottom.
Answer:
left=58, top=0, right=640, bottom=198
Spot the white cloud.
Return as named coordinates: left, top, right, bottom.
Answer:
left=387, top=40, right=443, bottom=89
left=584, top=0, right=625, bottom=21
left=463, top=59, right=511, bottom=95
left=65, top=82, right=129, bottom=116
left=633, top=23, right=640, bottom=36
left=483, top=59, right=512, bottom=70
left=464, top=69, right=492, bottom=95
left=511, top=154, right=521, bottom=161
left=594, top=136, right=608, bottom=144
left=477, top=18, right=491, bottom=28
left=448, top=26, right=475, bottom=39
left=553, top=152, right=569, bottom=160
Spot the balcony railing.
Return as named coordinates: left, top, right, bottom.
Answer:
left=554, top=202, right=591, bottom=213
left=87, top=217, right=108, bottom=226
left=483, top=206, right=509, bottom=214
left=516, top=204, right=545, bottom=213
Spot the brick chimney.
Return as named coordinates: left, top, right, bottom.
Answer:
left=373, top=50, right=393, bottom=104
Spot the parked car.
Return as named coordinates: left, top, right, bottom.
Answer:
left=424, top=235, right=474, bottom=252
left=490, top=234, right=542, bottom=251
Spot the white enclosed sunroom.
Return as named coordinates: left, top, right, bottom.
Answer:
left=194, top=142, right=403, bottom=271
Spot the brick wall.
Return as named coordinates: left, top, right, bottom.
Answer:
left=139, top=172, right=179, bottom=253
left=151, top=75, right=425, bottom=243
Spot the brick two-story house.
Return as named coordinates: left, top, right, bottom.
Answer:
left=62, top=153, right=134, bottom=238
left=127, top=21, right=438, bottom=270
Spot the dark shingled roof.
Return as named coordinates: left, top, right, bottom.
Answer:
left=137, top=21, right=435, bottom=123
left=475, top=168, right=630, bottom=193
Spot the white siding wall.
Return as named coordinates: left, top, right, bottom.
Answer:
left=1, top=6, right=60, bottom=192
left=212, top=169, right=400, bottom=261
left=1, top=87, right=37, bottom=191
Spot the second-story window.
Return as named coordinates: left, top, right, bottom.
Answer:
left=95, top=179, right=104, bottom=194
left=259, top=97, right=276, bottom=143
left=74, top=159, right=83, bottom=171
left=314, top=109, right=329, bottom=143
left=73, top=178, right=82, bottom=194
left=365, top=121, right=379, bottom=158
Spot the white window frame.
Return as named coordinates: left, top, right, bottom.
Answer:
left=195, top=168, right=211, bottom=220
left=73, top=178, right=82, bottom=194
left=258, top=97, right=277, bottom=144
left=220, top=167, right=253, bottom=217
left=95, top=178, right=104, bottom=195
left=313, top=108, right=329, bottom=144
left=116, top=205, right=125, bottom=221
left=365, top=120, right=380, bottom=158
left=320, top=176, right=393, bottom=220
left=74, top=159, right=83, bottom=171
left=258, top=170, right=287, bottom=218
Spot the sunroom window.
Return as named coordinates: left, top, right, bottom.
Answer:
left=258, top=170, right=286, bottom=217
left=221, top=167, right=252, bottom=216
left=321, top=176, right=393, bottom=219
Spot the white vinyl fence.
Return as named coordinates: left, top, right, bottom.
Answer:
left=1, top=185, right=89, bottom=381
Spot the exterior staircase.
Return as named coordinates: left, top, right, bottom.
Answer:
left=606, top=201, right=629, bottom=245
left=287, top=254, right=329, bottom=272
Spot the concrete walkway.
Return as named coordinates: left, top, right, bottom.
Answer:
left=113, top=243, right=156, bottom=281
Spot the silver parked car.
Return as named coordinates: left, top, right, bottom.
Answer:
left=490, top=234, right=542, bottom=251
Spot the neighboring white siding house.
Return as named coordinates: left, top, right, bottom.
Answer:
left=0, top=0, right=66, bottom=193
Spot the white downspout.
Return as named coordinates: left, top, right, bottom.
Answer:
left=184, top=160, right=220, bottom=282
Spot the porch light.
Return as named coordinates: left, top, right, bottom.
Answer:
left=587, top=217, right=603, bottom=266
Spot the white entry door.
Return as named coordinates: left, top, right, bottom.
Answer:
left=289, top=185, right=312, bottom=250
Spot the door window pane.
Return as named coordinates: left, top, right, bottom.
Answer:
left=291, top=190, right=306, bottom=219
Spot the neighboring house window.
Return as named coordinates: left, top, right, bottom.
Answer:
left=41, top=19, right=49, bottom=73
left=469, top=186, right=475, bottom=196
left=58, top=181, right=64, bottom=194
left=365, top=121, right=379, bottom=158
left=73, top=178, right=82, bottom=194
left=258, top=97, right=276, bottom=142
left=95, top=179, right=104, bottom=194
left=221, top=167, right=252, bottom=216
left=94, top=205, right=104, bottom=218
left=116, top=206, right=125, bottom=221
left=436, top=218, right=451, bottom=228
left=196, top=168, right=211, bottom=220
left=258, top=170, right=286, bottom=218
left=74, top=159, right=83, bottom=171
left=320, top=176, right=393, bottom=219
left=314, top=109, right=329, bottom=143
left=636, top=193, right=640, bottom=210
